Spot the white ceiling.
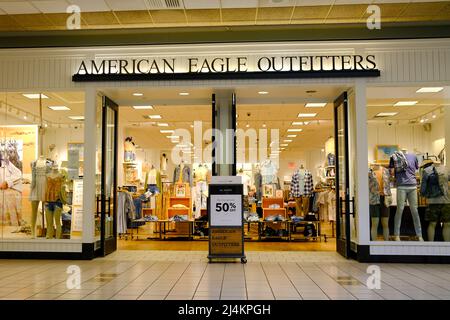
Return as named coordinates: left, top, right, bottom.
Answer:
left=0, top=0, right=446, bottom=15
left=1, top=85, right=449, bottom=154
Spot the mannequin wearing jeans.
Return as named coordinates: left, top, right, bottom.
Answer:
left=44, top=165, right=66, bottom=239
left=389, top=149, right=423, bottom=241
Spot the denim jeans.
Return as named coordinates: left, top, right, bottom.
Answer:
left=395, top=186, right=422, bottom=236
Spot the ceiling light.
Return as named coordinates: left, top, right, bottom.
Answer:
left=287, top=135, right=297, bottom=138
left=246, top=124, right=250, bottom=128
left=432, top=113, right=437, bottom=119
left=167, top=135, right=179, bottom=139
left=160, top=130, right=174, bottom=134
left=292, top=122, right=304, bottom=125
left=262, top=123, right=266, bottom=128
left=280, top=144, right=288, bottom=147
left=157, top=123, right=169, bottom=127
left=179, top=92, right=189, bottom=96
left=147, top=115, right=162, bottom=119
left=133, top=93, right=143, bottom=96
left=375, top=112, right=398, bottom=117
left=284, top=140, right=293, bottom=143
left=258, top=91, right=269, bottom=95
left=68, top=116, right=84, bottom=120
left=298, top=113, right=317, bottom=118
left=416, top=87, right=443, bottom=93
left=420, top=118, right=425, bottom=123
left=305, top=103, right=326, bottom=108
left=23, top=115, right=27, bottom=120
left=22, top=93, right=49, bottom=99
left=287, top=129, right=303, bottom=132
left=190, top=124, right=194, bottom=128
left=281, top=148, right=285, bottom=150
left=394, top=101, right=418, bottom=106
left=304, top=121, right=310, bottom=125
left=133, top=105, right=153, bottom=110
left=48, top=106, right=70, bottom=111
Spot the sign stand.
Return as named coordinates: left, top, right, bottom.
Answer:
left=208, top=177, right=246, bottom=264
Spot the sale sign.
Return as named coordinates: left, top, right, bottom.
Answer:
left=210, top=194, right=242, bottom=227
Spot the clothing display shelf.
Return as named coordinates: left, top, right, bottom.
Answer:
left=262, top=197, right=286, bottom=219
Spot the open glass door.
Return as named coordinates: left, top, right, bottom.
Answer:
left=99, top=96, right=118, bottom=256
left=334, top=92, right=353, bottom=258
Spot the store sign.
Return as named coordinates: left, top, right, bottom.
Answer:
left=72, top=54, right=380, bottom=81
left=209, top=228, right=243, bottom=255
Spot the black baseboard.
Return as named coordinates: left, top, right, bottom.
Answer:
left=0, top=243, right=95, bottom=260
left=356, top=245, right=450, bottom=263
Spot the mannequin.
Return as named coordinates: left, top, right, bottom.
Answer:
left=290, top=164, right=313, bottom=216
left=237, top=168, right=251, bottom=212
left=44, top=164, right=66, bottom=239
left=420, top=161, right=450, bottom=241
left=389, top=148, right=423, bottom=241
left=160, top=153, right=168, bottom=173
left=145, top=164, right=161, bottom=194
left=30, top=156, right=51, bottom=238
left=173, top=160, right=191, bottom=186
left=124, top=137, right=136, bottom=163
left=369, top=162, right=391, bottom=241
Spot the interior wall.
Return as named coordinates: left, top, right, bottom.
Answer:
left=367, top=117, right=445, bottom=163
left=278, top=148, right=326, bottom=185
left=43, top=127, right=84, bottom=163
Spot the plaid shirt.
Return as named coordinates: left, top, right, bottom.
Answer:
left=290, top=169, right=313, bottom=197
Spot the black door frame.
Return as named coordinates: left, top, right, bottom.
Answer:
left=334, top=91, right=352, bottom=258
left=99, top=96, right=119, bottom=257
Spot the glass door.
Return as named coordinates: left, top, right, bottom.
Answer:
left=99, top=96, right=118, bottom=256
left=334, top=92, right=353, bottom=258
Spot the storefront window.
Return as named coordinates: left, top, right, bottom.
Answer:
left=0, top=91, right=85, bottom=241
left=367, top=86, right=449, bottom=242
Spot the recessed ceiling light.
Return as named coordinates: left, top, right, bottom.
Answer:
left=284, top=139, right=293, bottom=143
left=23, top=115, right=27, bottom=120
left=292, top=122, right=304, bottom=126
left=23, top=93, right=49, bottom=99
left=281, top=148, right=285, bottom=150
left=287, top=135, right=297, bottom=138
left=394, top=101, right=418, bottom=106
left=190, top=124, right=194, bottom=128
left=416, top=87, right=443, bottom=93
left=133, top=105, right=153, bottom=110
left=246, top=124, right=250, bottom=128
left=48, top=106, right=70, bottom=111
left=375, top=112, right=398, bottom=117
left=288, top=129, right=303, bottom=132
left=160, top=130, right=174, bottom=133
left=133, top=93, right=143, bottom=96
left=157, top=123, right=169, bottom=127
left=298, top=113, right=317, bottom=118
left=179, top=92, right=190, bottom=96
left=280, top=144, right=289, bottom=147
left=262, top=123, right=266, bottom=128
left=147, top=115, right=162, bottom=119
left=305, top=103, right=326, bottom=108
left=68, top=116, right=84, bottom=120
left=258, top=91, right=269, bottom=95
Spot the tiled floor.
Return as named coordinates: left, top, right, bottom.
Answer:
left=0, top=250, right=449, bottom=300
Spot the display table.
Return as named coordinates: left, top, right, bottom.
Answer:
left=289, top=220, right=322, bottom=242
left=158, top=220, right=194, bottom=240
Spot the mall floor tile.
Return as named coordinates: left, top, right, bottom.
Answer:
left=0, top=250, right=449, bottom=300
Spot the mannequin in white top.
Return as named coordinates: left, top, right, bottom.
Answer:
left=30, top=156, right=49, bottom=238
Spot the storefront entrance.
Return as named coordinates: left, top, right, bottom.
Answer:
left=97, top=85, right=352, bottom=255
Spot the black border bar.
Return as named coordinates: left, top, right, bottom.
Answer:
left=73, top=69, right=380, bottom=82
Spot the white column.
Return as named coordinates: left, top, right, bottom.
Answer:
left=82, top=87, right=97, bottom=244
left=354, top=79, right=370, bottom=245
left=445, top=86, right=450, bottom=171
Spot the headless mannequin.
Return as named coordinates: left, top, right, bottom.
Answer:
left=31, top=156, right=47, bottom=238
left=370, top=163, right=390, bottom=241
left=424, top=162, right=450, bottom=241
left=45, top=165, right=63, bottom=239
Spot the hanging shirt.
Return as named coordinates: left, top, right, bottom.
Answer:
left=389, top=153, right=418, bottom=186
